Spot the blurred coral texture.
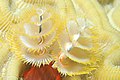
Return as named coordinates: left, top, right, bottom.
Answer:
left=0, top=0, right=120, bottom=80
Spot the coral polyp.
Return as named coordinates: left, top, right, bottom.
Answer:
left=0, top=0, right=120, bottom=80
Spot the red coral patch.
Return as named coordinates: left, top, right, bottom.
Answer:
left=23, top=62, right=61, bottom=80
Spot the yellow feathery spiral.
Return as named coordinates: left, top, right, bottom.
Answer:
left=6, top=6, right=65, bottom=66
left=52, top=0, right=119, bottom=76
left=58, top=22, right=117, bottom=65
left=58, top=29, right=99, bottom=64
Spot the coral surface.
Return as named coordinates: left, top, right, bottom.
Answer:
left=0, top=0, right=120, bottom=80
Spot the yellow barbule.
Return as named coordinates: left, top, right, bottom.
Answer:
left=6, top=5, right=65, bottom=66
